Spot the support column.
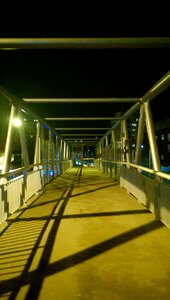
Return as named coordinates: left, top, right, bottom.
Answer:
left=98, top=142, right=102, bottom=158
left=63, top=141, right=66, bottom=160
left=144, top=101, right=160, bottom=171
left=96, top=142, right=102, bottom=169
left=123, top=119, right=130, bottom=163
left=120, top=121, right=124, bottom=162
left=66, top=143, right=69, bottom=160
left=121, top=119, right=130, bottom=163
left=111, top=130, right=115, bottom=144
left=55, top=136, right=60, bottom=175
left=48, top=130, right=53, bottom=163
left=105, top=136, right=109, bottom=174
left=105, top=135, right=108, bottom=147
left=60, top=139, right=63, bottom=160
left=18, top=111, right=30, bottom=167
left=56, top=136, right=59, bottom=160
left=101, top=139, right=105, bottom=172
left=111, top=130, right=116, bottom=161
left=34, top=122, right=41, bottom=166
left=135, top=103, right=145, bottom=165
left=2, top=104, right=16, bottom=174
left=101, top=138, right=105, bottom=159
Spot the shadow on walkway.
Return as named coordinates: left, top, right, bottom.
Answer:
left=0, top=167, right=170, bottom=300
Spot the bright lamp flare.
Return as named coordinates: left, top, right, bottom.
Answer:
left=13, top=117, right=22, bottom=127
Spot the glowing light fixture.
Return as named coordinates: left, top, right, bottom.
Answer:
left=13, top=117, right=22, bottom=127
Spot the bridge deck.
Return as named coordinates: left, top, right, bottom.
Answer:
left=0, top=167, right=170, bottom=300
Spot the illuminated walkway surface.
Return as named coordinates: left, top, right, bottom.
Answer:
left=0, top=167, right=170, bottom=300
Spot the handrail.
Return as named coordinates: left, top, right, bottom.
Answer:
left=0, top=160, right=73, bottom=178
left=0, top=163, right=42, bottom=178
left=100, top=159, right=170, bottom=181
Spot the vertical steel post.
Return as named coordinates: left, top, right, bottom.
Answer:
left=120, top=121, right=124, bottom=162
left=50, top=131, right=55, bottom=177
left=135, top=103, right=145, bottom=165
left=60, top=139, right=63, bottom=160
left=18, top=111, right=30, bottom=167
left=56, top=136, right=59, bottom=160
left=96, top=143, right=99, bottom=158
left=143, top=101, right=160, bottom=171
left=114, top=140, right=118, bottom=181
left=63, top=141, right=66, bottom=160
left=2, top=104, right=16, bottom=174
left=111, top=130, right=116, bottom=180
left=111, top=130, right=115, bottom=144
left=99, top=142, right=102, bottom=158
left=122, top=119, right=131, bottom=163
left=105, top=136, right=108, bottom=174
left=55, top=136, right=59, bottom=174
left=34, top=122, right=41, bottom=166
left=66, top=143, right=69, bottom=160
left=105, top=135, right=108, bottom=147
left=97, top=142, right=102, bottom=170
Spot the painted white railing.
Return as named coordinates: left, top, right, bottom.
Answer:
left=0, top=160, right=73, bottom=224
left=95, top=159, right=170, bottom=229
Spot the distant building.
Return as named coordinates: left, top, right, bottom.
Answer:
left=122, top=114, right=170, bottom=168
left=154, top=118, right=170, bottom=166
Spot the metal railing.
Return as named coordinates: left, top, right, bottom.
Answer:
left=0, top=160, right=73, bottom=224
left=95, top=158, right=170, bottom=229
left=96, top=159, right=170, bottom=182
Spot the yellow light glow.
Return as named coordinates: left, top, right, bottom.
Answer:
left=13, top=117, right=22, bottom=127
left=0, top=155, right=4, bottom=171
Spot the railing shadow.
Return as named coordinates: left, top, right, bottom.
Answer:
left=0, top=219, right=163, bottom=299
left=0, top=166, right=165, bottom=299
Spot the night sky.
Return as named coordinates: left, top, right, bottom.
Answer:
left=0, top=21, right=170, bottom=137
left=0, top=45, right=169, bottom=121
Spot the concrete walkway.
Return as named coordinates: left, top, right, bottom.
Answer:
left=0, top=167, right=170, bottom=300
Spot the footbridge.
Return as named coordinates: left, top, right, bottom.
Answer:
left=0, top=38, right=170, bottom=299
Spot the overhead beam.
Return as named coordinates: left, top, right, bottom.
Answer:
left=68, top=141, right=98, bottom=145
left=46, top=117, right=120, bottom=121
left=23, top=97, right=138, bottom=103
left=141, top=71, right=170, bottom=103
left=65, top=142, right=98, bottom=145
left=55, top=127, right=110, bottom=130
left=0, top=38, right=170, bottom=49
left=64, top=138, right=99, bottom=140
left=99, top=71, right=170, bottom=144
left=61, top=134, right=103, bottom=136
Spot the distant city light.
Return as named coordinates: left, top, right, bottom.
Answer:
left=13, top=117, right=22, bottom=127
